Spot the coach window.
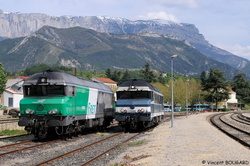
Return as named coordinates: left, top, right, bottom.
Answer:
left=160, top=96, right=163, bottom=104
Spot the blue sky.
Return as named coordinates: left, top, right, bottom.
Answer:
left=1, top=0, right=250, bottom=59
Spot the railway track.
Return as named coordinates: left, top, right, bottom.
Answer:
left=0, top=115, right=175, bottom=165
left=36, top=132, right=141, bottom=166
left=0, top=139, right=62, bottom=158
left=35, top=132, right=141, bottom=166
left=0, top=127, right=141, bottom=165
left=0, top=134, right=31, bottom=141
left=0, top=119, right=19, bottom=124
left=210, top=112, right=250, bottom=148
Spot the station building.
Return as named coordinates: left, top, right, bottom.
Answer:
left=2, top=76, right=28, bottom=108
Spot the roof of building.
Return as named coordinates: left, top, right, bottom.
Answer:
left=15, top=76, right=29, bottom=80
left=228, top=87, right=236, bottom=93
left=94, top=77, right=117, bottom=84
left=5, top=88, right=23, bottom=95
left=6, top=76, right=27, bottom=88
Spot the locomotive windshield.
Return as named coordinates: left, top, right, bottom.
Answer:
left=117, top=91, right=152, bottom=99
left=24, top=85, right=65, bottom=96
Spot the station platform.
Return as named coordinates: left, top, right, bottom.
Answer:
left=111, top=112, right=250, bottom=166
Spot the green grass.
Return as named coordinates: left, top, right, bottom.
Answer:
left=242, top=104, right=250, bottom=110
left=97, top=132, right=105, bottom=136
left=127, top=140, right=145, bottom=147
left=0, top=129, right=27, bottom=136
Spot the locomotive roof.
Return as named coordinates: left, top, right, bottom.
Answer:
left=23, top=70, right=113, bottom=93
left=118, top=79, right=162, bottom=94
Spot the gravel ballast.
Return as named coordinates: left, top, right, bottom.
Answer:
left=109, top=112, right=250, bottom=166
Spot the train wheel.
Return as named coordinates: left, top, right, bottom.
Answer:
left=97, top=126, right=105, bottom=132
left=47, top=127, right=58, bottom=138
left=130, top=121, right=137, bottom=130
left=124, top=123, right=130, bottom=132
left=153, top=117, right=159, bottom=125
left=74, top=121, right=81, bottom=136
left=142, top=121, right=150, bottom=128
left=66, top=124, right=75, bottom=139
left=24, top=126, right=33, bottom=134
left=36, top=127, right=48, bottom=140
left=137, top=122, right=145, bottom=131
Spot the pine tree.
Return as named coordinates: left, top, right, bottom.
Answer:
left=120, top=70, right=131, bottom=84
left=200, top=69, right=229, bottom=111
left=141, top=63, right=156, bottom=83
left=200, top=71, right=207, bottom=85
left=111, top=70, right=121, bottom=82
left=232, top=73, right=250, bottom=104
left=105, top=68, right=112, bottom=78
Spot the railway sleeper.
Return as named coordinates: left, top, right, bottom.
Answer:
left=122, top=115, right=163, bottom=131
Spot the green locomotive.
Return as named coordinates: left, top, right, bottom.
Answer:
left=18, top=70, right=115, bottom=139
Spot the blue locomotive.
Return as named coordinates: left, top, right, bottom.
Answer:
left=115, top=79, right=164, bottom=130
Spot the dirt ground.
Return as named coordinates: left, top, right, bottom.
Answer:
left=108, top=112, right=250, bottom=166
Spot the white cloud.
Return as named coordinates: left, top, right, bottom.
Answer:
left=150, top=0, right=200, bottom=8
left=138, top=12, right=180, bottom=22
left=218, top=44, right=250, bottom=60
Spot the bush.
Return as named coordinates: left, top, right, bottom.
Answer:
left=8, top=109, right=20, bottom=117
left=219, top=108, right=229, bottom=112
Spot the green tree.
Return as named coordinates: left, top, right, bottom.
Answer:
left=111, top=70, right=121, bottom=82
left=140, top=63, right=156, bottom=83
left=232, top=73, right=250, bottom=104
left=172, top=78, right=185, bottom=107
left=23, top=64, right=50, bottom=76
left=170, top=77, right=203, bottom=108
left=23, top=64, right=73, bottom=76
left=158, top=76, right=170, bottom=85
left=200, top=71, right=206, bottom=85
left=151, top=82, right=169, bottom=103
left=188, top=78, right=210, bottom=112
left=105, top=68, right=112, bottom=78
left=129, top=70, right=143, bottom=80
left=120, top=69, right=131, bottom=84
left=200, top=69, right=229, bottom=111
left=0, top=63, right=7, bottom=94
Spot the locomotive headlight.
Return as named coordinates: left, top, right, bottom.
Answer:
left=138, top=108, right=145, bottom=113
left=48, top=109, right=58, bottom=115
left=121, top=109, right=127, bottom=113
left=25, top=109, right=34, bottom=114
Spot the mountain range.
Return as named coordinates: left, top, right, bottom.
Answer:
left=0, top=26, right=241, bottom=79
left=0, top=9, right=248, bottom=78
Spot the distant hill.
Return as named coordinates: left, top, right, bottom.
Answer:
left=0, top=26, right=241, bottom=79
left=0, top=37, right=6, bottom=41
left=0, top=10, right=249, bottom=76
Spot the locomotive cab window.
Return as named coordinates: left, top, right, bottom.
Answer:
left=65, top=86, right=75, bottom=96
left=24, top=85, right=65, bottom=96
left=117, top=91, right=152, bottom=99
